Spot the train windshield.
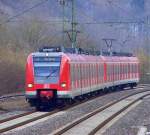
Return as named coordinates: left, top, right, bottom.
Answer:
left=33, top=57, right=61, bottom=84
left=34, top=65, right=59, bottom=77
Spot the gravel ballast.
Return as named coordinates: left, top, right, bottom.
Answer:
left=102, top=96, right=150, bottom=135
left=2, top=87, right=150, bottom=135
left=0, top=96, right=34, bottom=120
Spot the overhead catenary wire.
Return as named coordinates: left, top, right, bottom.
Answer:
left=105, top=0, right=144, bottom=23
left=0, top=0, right=105, bottom=26
left=71, top=1, right=144, bottom=25
left=1, top=0, right=145, bottom=35
left=68, top=0, right=144, bottom=26
left=7, top=19, right=144, bottom=25
left=0, top=0, right=49, bottom=26
left=0, top=0, right=145, bottom=26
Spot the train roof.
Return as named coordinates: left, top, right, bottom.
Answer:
left=31, top=52, right=63, bottom=57
left=100, top=56, right=139, bottom=63
left=30, top=50, right=139, bottom=63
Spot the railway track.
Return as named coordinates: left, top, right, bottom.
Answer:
left=50, top=90, right=150, bottom=135
left=0, top=84, right=147, bottom=102
left=0, top=111, right=36, bottom=124
left=0, top=94, right=24, bottom=101
left=0, top=87, right=112, bottom=133
left=0, top=85, right=149, bottom=134
left=0, top=84, right=148, bottom=101
left=0, top=109, right=59, bottom=133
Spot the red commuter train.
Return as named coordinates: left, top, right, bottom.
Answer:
left=25, top=47, right=139, bottom=109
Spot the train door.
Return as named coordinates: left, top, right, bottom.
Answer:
left=89, top=63, right=92, bottom=92
left=104, top=63, right=107, bottom=83
left=85, top=63, right=88, bottom=89
left=91, top=63, right=94, bottom=90
left=96, top=63, right=99, bottom=86
left=71, top=63, right=77, bottom=96
left=100, top=63, right=102, bottom=84
left=94, top=63, right=97, bottom=86
left=101, top=63, right=104, bottom=84
left=112, top=62, right=114, bottom=84
left=131, top=64, right=133, bottom=79
left=80, top=63, right=85, bottom=94
left=75, top=64, right=78, bottom=91
left=126, top=63, right=128, bottom=79
left=125, top=63, right=126, bottom=80
left=128, top=63, right=130, bottom=79
left=137, top=63, right=139, bottom=78
left=87, top=63, right=90, bottom=90
left=107, top=63, right=110, bottom=83
left=82, top=64, right=85, bottom=89
left=70, top=63, right=74, bottom=91
left=118, top=63, right=120, bottom=81
left=98, top=63, right=100, bottom=85
left=78, top=63, right=82, bottom=95
left=114, top=63, right=116, bottom=81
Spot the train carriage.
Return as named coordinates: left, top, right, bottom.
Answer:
left=25, top=47, right=139, bottom=109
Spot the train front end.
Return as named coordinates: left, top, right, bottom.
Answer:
left=25, top=48, right=70, bottom=109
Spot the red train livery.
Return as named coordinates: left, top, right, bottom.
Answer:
left=25, top=49, right=139, bottom=108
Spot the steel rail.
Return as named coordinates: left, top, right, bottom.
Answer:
left=0, top=89, right=114, bottom=133
left=0, top=94, right=25, bottom=100
left=89, top=93, right=149, bottom=135
left=0, top=85, right=146, bottom=101
left=0, top=86, right=149, bottom=134
left=0, top=111, right=36, bottom=124
left=0, top=109, right=59, bottom=133
left=51, top=90, right=150, bottom=135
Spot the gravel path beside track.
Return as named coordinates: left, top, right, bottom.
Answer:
left=0, top=96, right=29, bottom=111
left=0, top=95, right=33, bottom=121
left=2, top=87, right=149, bottom=135
left=102, top=96, right=150, bottom=135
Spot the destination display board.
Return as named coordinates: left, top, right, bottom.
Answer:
left=33, top=57, right=61, bottom=62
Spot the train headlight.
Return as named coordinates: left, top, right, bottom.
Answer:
left=28, top=84, right=33, bottom=88
left=61, top=82, right=66, bottom=88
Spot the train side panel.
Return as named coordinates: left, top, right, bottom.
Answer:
left=25, top=52, right=140, bottom=109
left=57, top=55, right=71, bottom=98
left=25, top=54, right=35, bottom=98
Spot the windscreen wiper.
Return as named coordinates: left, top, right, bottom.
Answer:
left=46, top=69, right=58, bottom=78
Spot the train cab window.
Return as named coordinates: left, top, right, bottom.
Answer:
left=34, top=66, right=59, bottom=77
left=33, top=56, right=61, bottom=84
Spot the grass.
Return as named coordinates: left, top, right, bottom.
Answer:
left=0, top=47, right=27, bottom=96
